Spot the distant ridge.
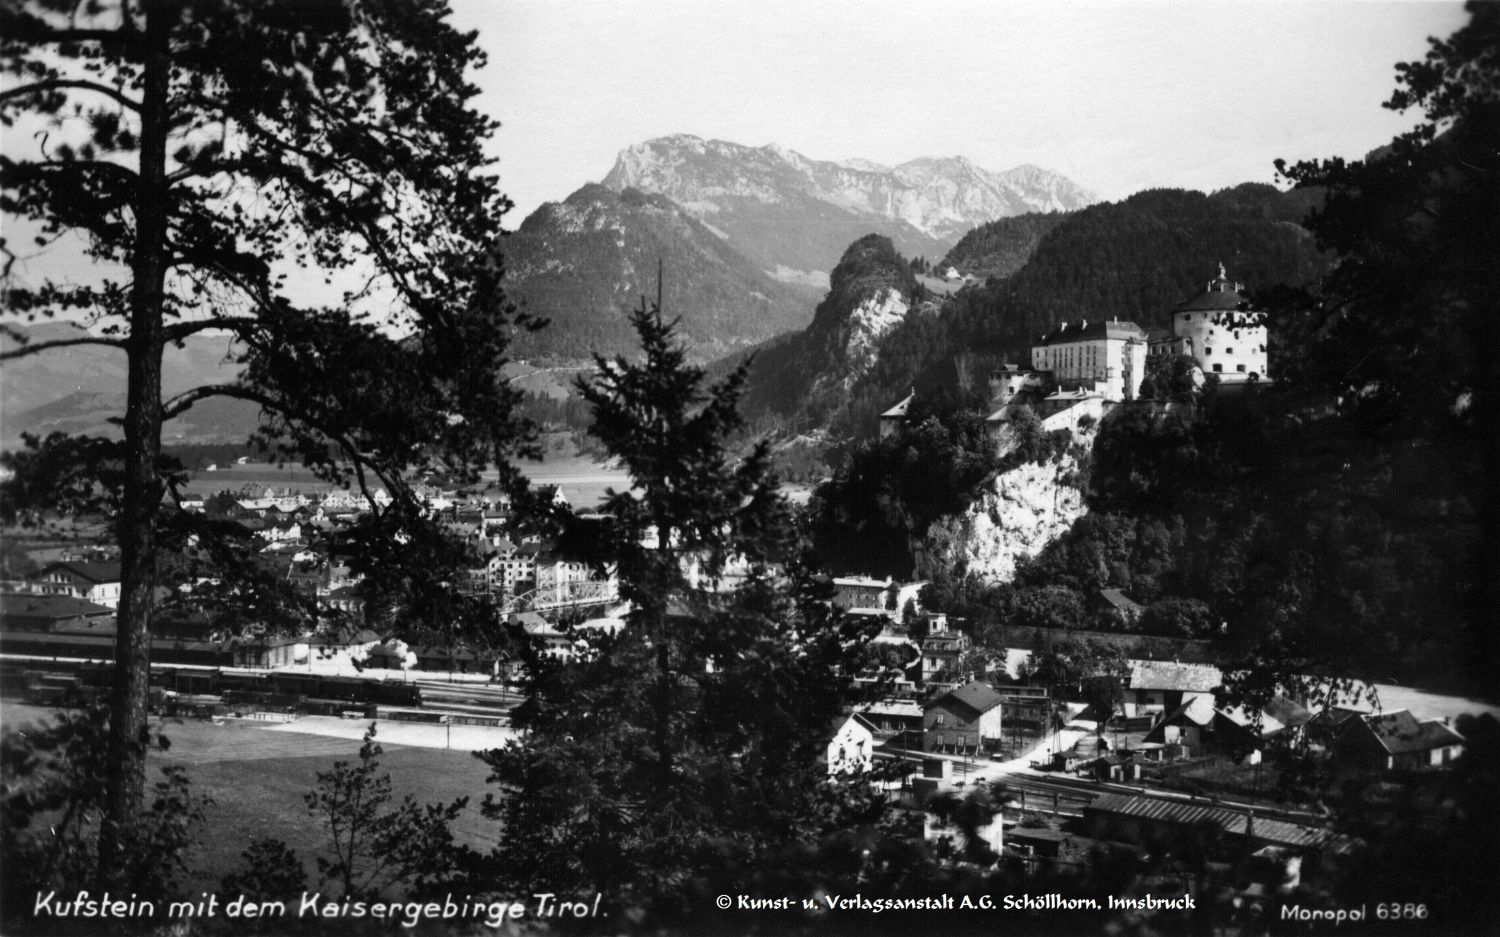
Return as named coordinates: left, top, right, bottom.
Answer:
left=602, top=134, right=1096, bottom=284
left=503, top=184, right=816, bottom=362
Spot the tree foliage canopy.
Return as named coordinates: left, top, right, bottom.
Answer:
left=480, top=303, right=888, bottom=926
left=1, top=0, right=531, bottom=877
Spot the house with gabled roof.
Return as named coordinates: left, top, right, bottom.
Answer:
left=1144, top=696, right=1297, bottom=760
left=0, top=593, right=114, bottom=632
left=27, top=561, right=123, bottom=609
left=923, top=680, right=1005, bottom=755
left=879, top=389, right=915, bottom=440
left=1123, top=659, right=1222, bottom=718
left=1306, top=706, right=1368, bottom=748
left=828, top=713, right=878, bottom=775
left=1097, top=588, right=1144, bottom=625
left=1333, top=710, right=1465, bottom=771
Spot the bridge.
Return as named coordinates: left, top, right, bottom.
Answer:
left=498, top=579, right=618, bottom=616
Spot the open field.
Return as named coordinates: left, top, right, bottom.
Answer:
left=1, top=703, right=503, bottom=895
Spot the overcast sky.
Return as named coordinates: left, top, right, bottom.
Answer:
left=455, top=0, right=1469, bottom=221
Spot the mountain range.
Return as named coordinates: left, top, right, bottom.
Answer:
left=503, top=184, right=817, bottom=362
left=1, top=322, right=259, bottom=446
left=602, top=134, right=1097, bottom=285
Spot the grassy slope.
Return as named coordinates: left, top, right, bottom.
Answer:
left=3, top=704, right=498, bottom=895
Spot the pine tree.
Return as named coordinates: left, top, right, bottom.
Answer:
left=0, top=0, right=533, bottom=882
left=479, top=295, right=886, bottom=924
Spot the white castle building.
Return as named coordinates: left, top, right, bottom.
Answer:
left=1148, top=264, right=1268, bottom=384
left=1029, top=319, right=1149, bottom=402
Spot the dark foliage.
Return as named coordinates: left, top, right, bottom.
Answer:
left=937, top=210, right=1074, bottom=280
left=810, top=399, right=1002, bottom=578
left=1, top=708, right=209, bottom=934
left=478, top=300, right=889, bottom=929
left=0, top=0, right=534, bottom=874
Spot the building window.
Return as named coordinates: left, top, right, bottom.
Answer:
left=1226, top=347, right=1234, bottom=354
left=1213, top=363, right=1223, bottom=373
left=1237, top=364, right=1247, bottom=372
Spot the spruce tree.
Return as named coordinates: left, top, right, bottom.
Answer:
left=479, top=296, right=886, bottom=923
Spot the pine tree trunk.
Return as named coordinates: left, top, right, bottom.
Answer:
left=99, top=4, right=170, bottom=886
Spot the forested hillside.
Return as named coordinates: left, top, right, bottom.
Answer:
left=503, top=184, right=816, bottom=362
left=937, top=210, right=1074, bottom=280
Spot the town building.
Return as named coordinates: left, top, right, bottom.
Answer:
left=1122, top=659, right=1222, bottom=719
left=0, top=593, right=114, bottom=632
left=830, top=576, right=926, bottom=616
left=1331, top=710, right=1465, bottom=771
left=923, top=680, right=1005, bottom=755
left=827, top=713, right=877, bottom=775
left=26, top=561, right=123, bottom=609
left=918, top=614, right=971, bottom=684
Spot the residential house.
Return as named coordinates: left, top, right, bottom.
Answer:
left=879, top=390, right=915, bottom=440
left=1144, top=696, right=1286, bottom=761
left=924, top=680, right=1005, bottom=755
left=1097, top=588, right=1144, bottom=626
left=831, top=576, right=927, bottom=616
left=919, top=615, right=971, bottom=684
left=510, top=611, right=574, bottom=658
left=857, top=699, right=924, bottom=739
left=1332, top=710, right=1465, bottom=771
left=27, top=561, right=124, bottom=609
left=827, top=713, right=877, bottom=775
left=1306, top=706, right=1368, bottom=749
left=1122, top=659, right=1222, bottom=718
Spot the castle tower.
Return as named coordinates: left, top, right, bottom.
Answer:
left=1167, top=264, right=1267, bottom=384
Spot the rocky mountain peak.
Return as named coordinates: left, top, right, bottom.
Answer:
left=600, top=134, right=1098, bottom=281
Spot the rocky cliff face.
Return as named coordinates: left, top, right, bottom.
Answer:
left=914, top=431, right=1092, bottom=584
left=740, top=234, right=925, bottom=418
left=602, top=135, right=1096, bottom=283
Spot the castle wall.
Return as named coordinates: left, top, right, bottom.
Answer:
left=1171, top=309, right=1267, bottom=383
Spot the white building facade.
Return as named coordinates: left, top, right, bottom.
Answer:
left=1030, top=320, right=1148, bottom=402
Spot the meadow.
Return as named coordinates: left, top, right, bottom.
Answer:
left=2, top=703, right=500, bottom=896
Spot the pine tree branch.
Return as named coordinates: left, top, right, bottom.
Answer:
left=0, top=335, right=129, bottom=361
left=161, top=317, right=258, bottom=343
left=0, top=79, right=141, bottom=113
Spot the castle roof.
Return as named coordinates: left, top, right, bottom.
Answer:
left=1034, top=320, right=1145, bottom=346
left=1174, top=263, right=1251, bottom=313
